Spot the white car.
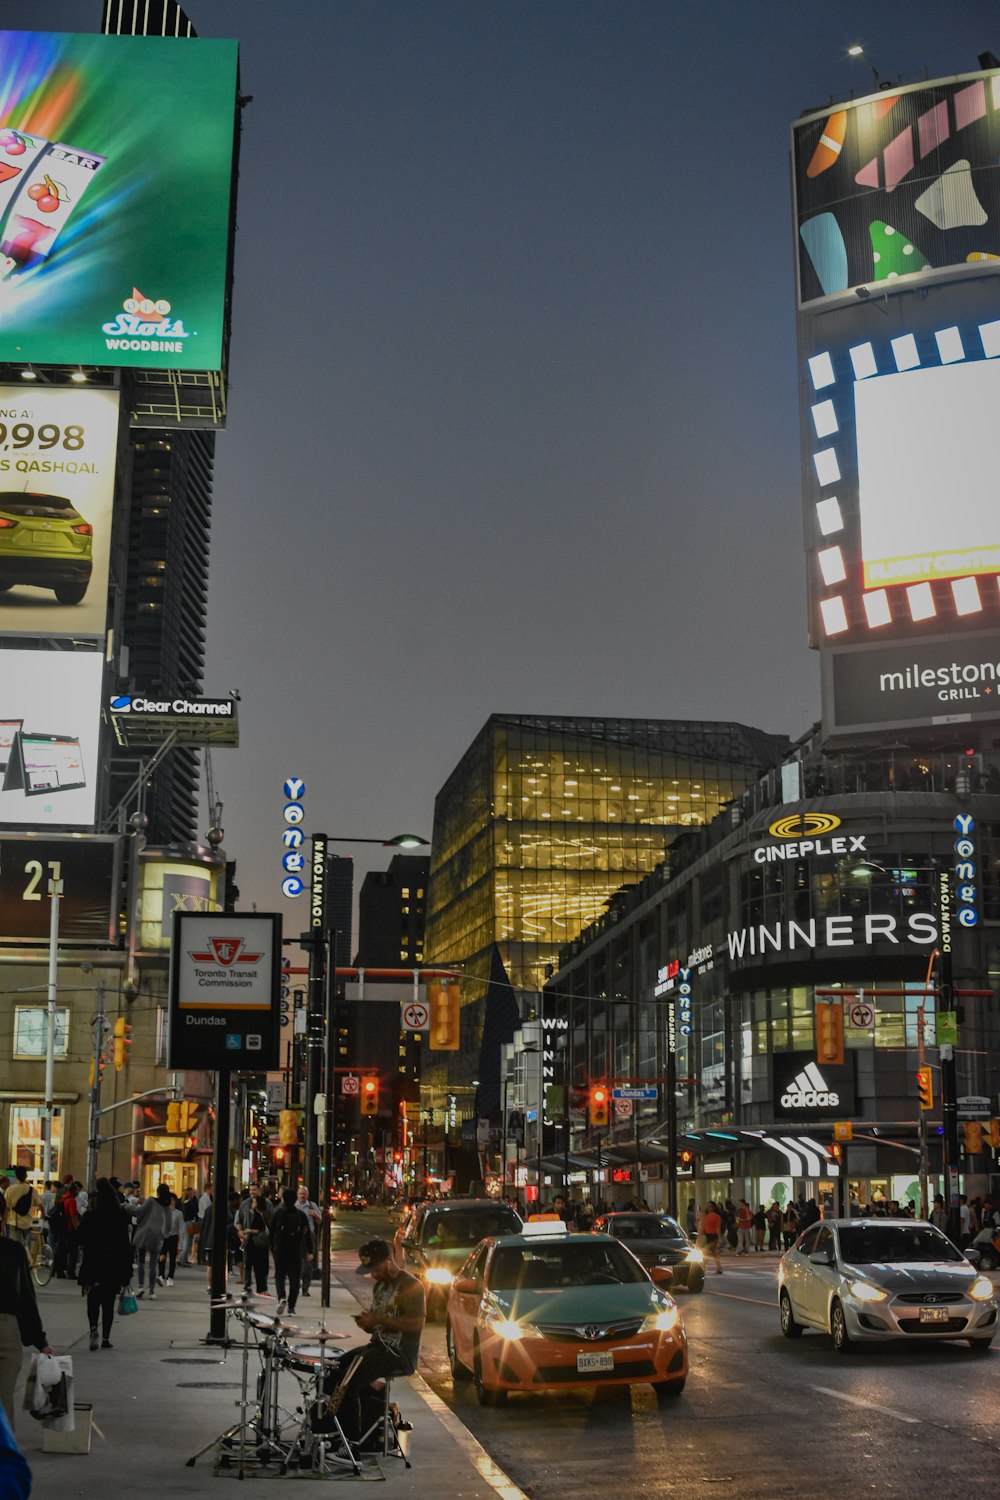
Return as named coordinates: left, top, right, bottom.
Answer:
left=778, top=1217, right=997, bottom=1354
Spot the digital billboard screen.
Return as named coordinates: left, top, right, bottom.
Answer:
left=793, top=71, right=1000, bottom=307
left=0, top=385, right=118, bottom=636
left=0, top=647, right=102, bottom=828
left=0, top=30, right=237, bottom=370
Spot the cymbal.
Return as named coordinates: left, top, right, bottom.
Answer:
left=284, top=1328, right=349, bottom=1341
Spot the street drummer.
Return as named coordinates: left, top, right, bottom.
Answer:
left=332, top=1238, right=425, bottom=1442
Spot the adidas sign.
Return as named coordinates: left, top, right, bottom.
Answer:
left=780, top=1061, right=840, bottom=1110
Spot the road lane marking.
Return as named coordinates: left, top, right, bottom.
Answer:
left=811, top=1385, right=919, bottom=1424
left=705, top=1289, right=775, bottom=1307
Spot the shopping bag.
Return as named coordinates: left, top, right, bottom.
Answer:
left=118, top=1284, right=138, bottom=1315
left=28, top=1354, right=75, bottom=1430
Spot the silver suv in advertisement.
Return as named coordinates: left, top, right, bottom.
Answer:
left=778, top=1218, right=997, bottom=1354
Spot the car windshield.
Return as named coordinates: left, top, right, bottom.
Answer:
left=420, top=1207, right=521, bottom=1248
left=490, top=1240, right=649, bottom=1290
left=0, top=493, right=78, bottom=518
left=611, top=1216, right=685, bottom=1241
left=838, top=1224, right=965, bottom=1265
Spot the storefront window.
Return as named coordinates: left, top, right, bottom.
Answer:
left=9, top=1107, right=61, bottom=1176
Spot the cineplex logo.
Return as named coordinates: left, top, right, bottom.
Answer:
left=781, top=1062, right=839, bottom=1110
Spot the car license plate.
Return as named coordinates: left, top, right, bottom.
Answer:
left=576, top=1351, right=614, bottom=1373
left=919, top=1307, right=950, bottom=1324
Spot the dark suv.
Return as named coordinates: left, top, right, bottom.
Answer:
left=593, top=1213, right=706, bottom=1292
left=398, top=1199, right=523, bottom=1314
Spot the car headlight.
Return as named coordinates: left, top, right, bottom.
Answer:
left=641, top=1304, right=681, bottom=1334
left=969, top=1276, right=994, bottom=1301
left=848, top=1279, right=888, bottom=1304
left=490, top=1318, right=524, bottom=1341
left=424, top=1267, right=454, bottom=1286
left=686, top=1246, right=704, bottom=1265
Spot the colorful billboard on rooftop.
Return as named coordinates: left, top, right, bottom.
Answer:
left=0, top=30, right=237, bottom=370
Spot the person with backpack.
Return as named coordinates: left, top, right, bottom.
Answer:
left=53, top=1180, right=82, bottom=1279
left=269, top=1188, right=312, bottom=1312
left=130, top=1183, right=172, bottom=1299
left=3, top=1169, right=41, bottom=1249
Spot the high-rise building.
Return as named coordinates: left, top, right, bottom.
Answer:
left=424, top=714, right=790, bottom=997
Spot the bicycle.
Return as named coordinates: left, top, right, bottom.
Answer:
left=28, top=1224, right=54, bottom=1288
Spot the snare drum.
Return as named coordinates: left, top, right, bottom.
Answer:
left=239, top=1308, right=278, bottom=1333
left=282, top=1343, right=346, bottom=1376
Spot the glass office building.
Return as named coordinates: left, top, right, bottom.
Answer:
left=424, top=715, right=789, bottom=995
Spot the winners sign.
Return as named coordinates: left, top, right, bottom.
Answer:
left=168, top=912, right=281, bottom=1070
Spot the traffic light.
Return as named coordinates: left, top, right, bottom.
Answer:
left=678, top=1148, right=694, bottom=1169
left=178, top=1101, right=199, bottom=1134
left=428, top=980, right=461, bottom=1051
left=828, top=1142, right=843, bottom=1164
left=279, top=1108, right=299, bottom=1146
left=988, top=1120, right=1000, bottom=1150
left=166, top=1101, right=182, bottom=1133
left=589, top=1084, right=609, bottom=1128
left=361, top=1076, right=379, bottom=1116
left=113, top=1015, right=132, bottom=1071
left=916, top=1066, right=934, bottom=1111
left=963, top=1121, right=984, bottom=1154
left=815, top=1002, right=844, bottom=1066
left=87, top=1053, right=106, bottom=1088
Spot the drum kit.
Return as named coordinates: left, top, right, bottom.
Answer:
left=185, top=1290, right=366, bottom=1478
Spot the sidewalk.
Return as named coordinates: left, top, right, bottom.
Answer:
left=16, top=1264, right=527, bottom=1499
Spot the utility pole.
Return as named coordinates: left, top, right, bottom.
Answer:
left=937, top=870, right=961, bottom=1243
left=303, top=833, right=328, bottom=1204
left=42, top=879, right=63, bottom=1182
left=86, top=982, right=109, bottom=1192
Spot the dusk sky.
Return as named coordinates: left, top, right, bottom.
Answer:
left=6, top=2, right=997, bottom=929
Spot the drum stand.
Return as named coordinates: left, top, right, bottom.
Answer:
left=281, top=1348, right=363, bottom=1477
left=185, top=1296, right=258, bottom=1477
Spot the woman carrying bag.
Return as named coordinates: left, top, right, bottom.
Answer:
left=236, top=1185, right=271, bottom=1295
left=131, top=1183, right=171, bottom=1299
left=77, top=1179, right=134, bottom=1351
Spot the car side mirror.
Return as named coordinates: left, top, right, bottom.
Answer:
left=965, top=1248, right=982, bottom=1267
left=649, top=1265, right=673, bottom=1286
left=452, top=1276, right=480, bottom=1295
left=808, top=1251, right=834, bottom=1266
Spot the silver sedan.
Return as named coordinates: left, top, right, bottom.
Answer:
left=778, top=1217, right=997, bottom=1354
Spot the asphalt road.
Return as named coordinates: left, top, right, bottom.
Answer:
left=341, top=1212, right=1000, bottom=1498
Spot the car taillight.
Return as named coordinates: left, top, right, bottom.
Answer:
left=0, top=518, right=17, bottom=529
left=71, top=523, right=93, bottom=536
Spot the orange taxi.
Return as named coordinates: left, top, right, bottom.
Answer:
left=445, top=1222, right=687, bottom=1405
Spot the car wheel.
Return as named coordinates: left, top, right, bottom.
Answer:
left=830, top=1299, right=853, bottom=1354
left=653, top=1378, right=685, bottom=1403
left=473, top=1339, right=506, bottom=1406
left=54, top=582, right=87, bottom=605
left=447, top=1319, right=470, bottom=1381
left=687, top=1271, right=705, bottom=1294
left=967, top=1339, right=992, bottom=1355
left=779, top=1290, right=804, bottom=1339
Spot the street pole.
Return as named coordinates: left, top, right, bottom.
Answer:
left=42, top=879, right=63, bottom=1182
left=321, top=929, right=337, bottom=1309
left=917, top=948, right=938, bottom=1222
left=207, top=1068, right=232, bottom=1344
left=635, top=1106, right=641, bottom=1196
left=304, top=833, right=328, bottom=1204
left=937, top=870, right=961, bottom=1243
left=666, top=997, right=679, bottom=1218
left=423, top=1110, right=430, bottom=1193
left=85, top=982, right=108, bottom=1192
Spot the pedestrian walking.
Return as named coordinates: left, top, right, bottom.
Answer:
left=236, top=1185, right=271, bottom=1294
left=752, top=1204, right=766, bottom=1251
left=158, top=1192, right=184, bottom=1285
left=295, top=1185, right=322, bottom=1297
left=179, top=1185, right=199, bottom=1266
left=52, top=1179, right=82, bottom=1279
left=3, top=1169, right=41, bottom=1251
left=197, top=1182, right=213, bottom=1264
left=77, top=1178, right=134, bottom=1350
left=131, top=1183, right=171, bottom=1298
left=701, top=1201, right=723, bottom=1274
left=270, top=1188, right=312, bottom=1312
left=766, top=1201, right=782, bottom=1251
left=0, top=1234, right=52, bottom=1424
left=736, top=1199, right=753, bottom=1255
left=781, top=1201, right=799, bottom=1250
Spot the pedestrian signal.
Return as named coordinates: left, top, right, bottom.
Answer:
left=279, top=1108, right=299, bottom=1146
left=989, top=1120, right=1000, bottom=1150
left=963, top=1120, right=983, bottom=1154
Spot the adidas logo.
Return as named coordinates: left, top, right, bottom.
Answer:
left=780, top=1061, right=840, bottom=1110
